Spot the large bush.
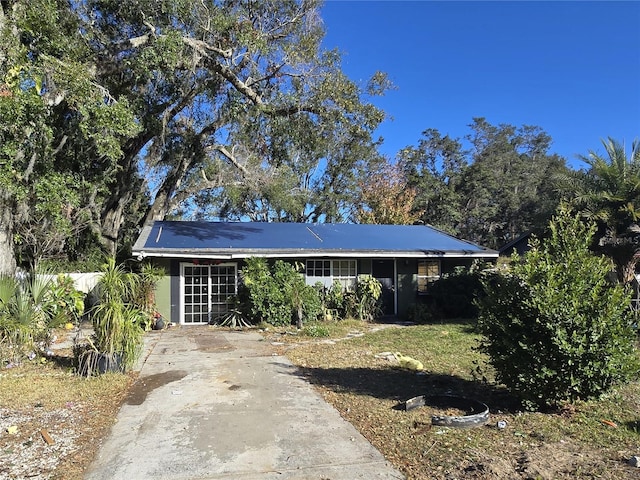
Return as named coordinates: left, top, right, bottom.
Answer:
left=477, top=208, right=638, bottom=409
left=317, top=276, right=382, bottom=322
left=241, top=258, right=321, bottom=327
left=428, top=263, right=487, bottom=319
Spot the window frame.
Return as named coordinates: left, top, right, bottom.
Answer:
left=305, top=259, right=357, bottom=288
left=417, top=259, right=441, bottom=294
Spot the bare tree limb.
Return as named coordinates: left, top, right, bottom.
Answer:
left=213, top=145, right=250, bottom=177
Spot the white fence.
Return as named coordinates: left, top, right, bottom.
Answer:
left=39, top=273, right=103, bottom=293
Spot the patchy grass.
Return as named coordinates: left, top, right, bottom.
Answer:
left=2, top=321, right=639, bottom=479
left=0, top=331, right=134, bottom=480
left=276, top=321, right=640, bottom=479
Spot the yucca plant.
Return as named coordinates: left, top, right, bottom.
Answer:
left=88, top=300, right=144, bottom=371
left=78, top=258, right=146, bottom=375
left=96, top=257, right=139, bottom=305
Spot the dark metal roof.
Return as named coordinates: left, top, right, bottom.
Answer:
left=133, top=221, right=498, bottom=259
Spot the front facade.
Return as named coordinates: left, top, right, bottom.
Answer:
left=132, top=221, right=498, bottom=324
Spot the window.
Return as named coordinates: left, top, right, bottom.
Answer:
left=417, top=260, right=440, bottom=294
left=307, top=259, right=331, bottom=277
left=305, top=259, right=357, bottom=288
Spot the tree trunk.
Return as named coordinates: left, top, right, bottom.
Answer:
left=142, top=156, right=191, bottom=224
left=619, top=255, right=640, bottom=285
left=100, top=167, right=135, bottom=256
left=0, top=191, right=16, bottom=276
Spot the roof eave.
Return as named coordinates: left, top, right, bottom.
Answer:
left=132, top=248, right=499, bottom=260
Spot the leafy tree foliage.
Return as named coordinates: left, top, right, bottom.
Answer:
left=240, top=258, right=321, bottom=327
left=459, top=118, right=567, bottom=248
left=477, top=207, right=638, bottom=409
left=1, top=0, right=389, bottom=269
left=0, top=0, right=139, bottom=273
left=400, top=120, right=568, bottom=249
left=560, top=138, right=640, bottom=283
left=399, top=128, right=467, bottom=234
left=77, top=0, right=388, bottom=235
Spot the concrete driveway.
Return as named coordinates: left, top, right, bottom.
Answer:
left=84, top=327, right=405, bottom=480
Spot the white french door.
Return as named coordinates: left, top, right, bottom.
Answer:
left=181, top=263, right=237, bottom=324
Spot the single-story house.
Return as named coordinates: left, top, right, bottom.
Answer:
left=132, top=221, right=498, bottom=324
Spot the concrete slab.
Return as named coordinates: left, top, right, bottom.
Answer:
left=85, top=327, right=405, bottom=480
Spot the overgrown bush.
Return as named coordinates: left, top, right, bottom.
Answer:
left=241, top=258, right=321, bottom=327
left=428, top=263, right=487, bottom=319
left=477, top=208, right=638, bottom=410
left=316, top=276, right=383, bottom=322
left=47, top=274, right=85, bottom=326
left=320, top=280, right=347, bottom=320
left=353, top=275, right=382, bottom=321
left=405, top=302, right=437, bottom=324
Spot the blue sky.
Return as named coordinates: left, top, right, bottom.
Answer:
left=320, top=1, right=640, bottom=169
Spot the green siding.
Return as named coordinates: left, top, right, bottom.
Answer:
left=155, top=275, right=171, bottom=322
left=151, top=259, right=172, bottom=323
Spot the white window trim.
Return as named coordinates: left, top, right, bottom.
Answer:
left=305, top=259, right=357, bottom=288
left=417, top=259, right=441, bottom=294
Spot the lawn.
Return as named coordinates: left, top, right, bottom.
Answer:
left=276, top=321, right=640, bottom=479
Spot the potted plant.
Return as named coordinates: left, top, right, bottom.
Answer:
left=76, top=258, right=145, bottom=375
left=133, top=263, right=165, bottom=330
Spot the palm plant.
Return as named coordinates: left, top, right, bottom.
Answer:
left=0, top=272, right=57, bottom=364
left=560, top=137, right=640, bottom=283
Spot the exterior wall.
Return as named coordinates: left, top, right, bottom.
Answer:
left=151, top=258, right=173, bottom=323
left=396, top=259, right=418, bottom=319
left=155, top=255, right=490, bottom=324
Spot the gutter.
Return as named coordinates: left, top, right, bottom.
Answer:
left=133, top=250, right=499, bottom=260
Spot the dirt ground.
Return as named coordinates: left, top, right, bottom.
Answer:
left=1, top=324, right=639, bottom=479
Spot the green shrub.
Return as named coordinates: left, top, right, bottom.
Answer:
left=428, top=264, right=487, bottom=319
left=0, top=272, right=60, bottom=364
left=46, top=274, right=85, bottom=326
left=354, top=275, right=382, bottom=322
left=405, top=302, right=436, bottom=324
left=241, top=257, right=291, bottom=325
left=241, top=258, right=321, bottom=327
left=323, top=280, right=347, bottom=319
left=477, top=208, right=639, bottom=410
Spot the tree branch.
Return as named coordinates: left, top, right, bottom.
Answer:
left=182, top=37, right=232, bottom=59
left=213, top=145, right=250, bottom=177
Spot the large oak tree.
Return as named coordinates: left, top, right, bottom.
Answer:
left=0, top=0, right=139, bottom=273
left=0, top=0, right=389, bottom=272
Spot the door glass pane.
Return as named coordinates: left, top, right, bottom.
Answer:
left=183, top=265, right=210, bottom=324
left=210, top=265, right=237, bottom=318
